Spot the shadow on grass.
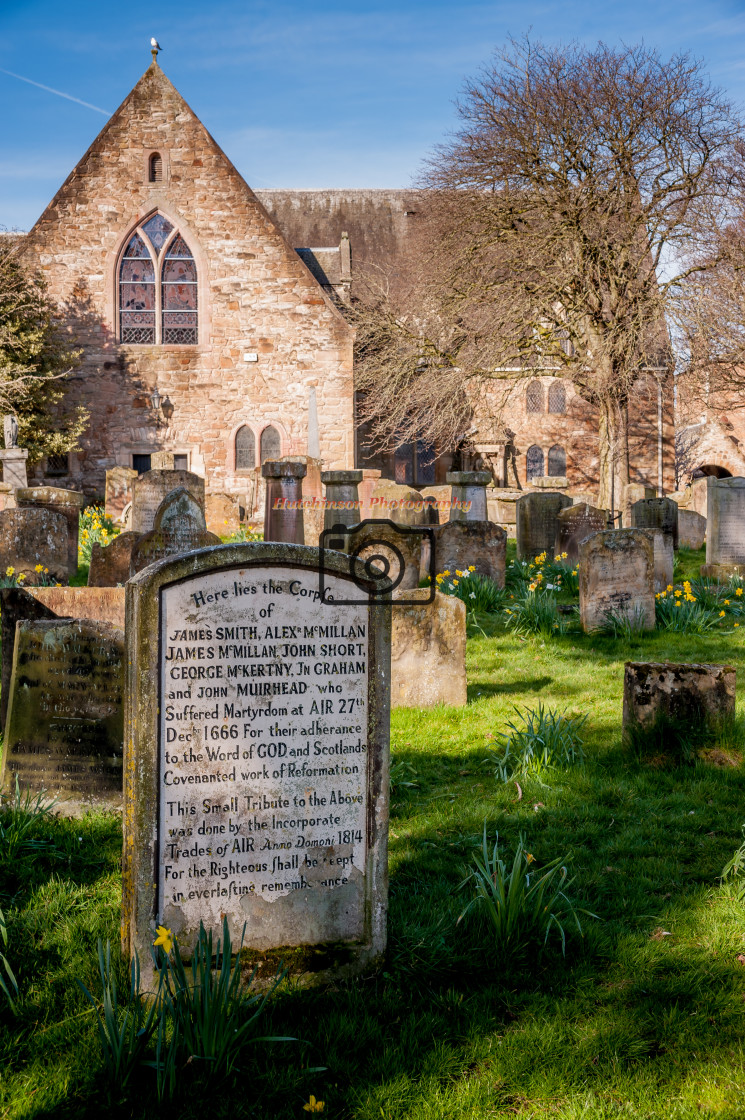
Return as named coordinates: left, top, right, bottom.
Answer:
left=467, top=676, right=554, bottom=700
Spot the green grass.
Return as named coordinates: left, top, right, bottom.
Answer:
left=5, top=550, right=745, bottom=1115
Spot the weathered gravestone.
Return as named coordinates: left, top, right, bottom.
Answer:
left=0, top=507, right=68, bottom=582
left=0, top=586, right=126, bottom=731
left=391, top=589, right=466, bottom=707
left=623, top=662, right=735, bottom=733
left=123, top=542, right=390, bottom=985
left=369, top=482, right=433, bottom=527
left=630, top=497, right=679, bottom=549
left=678, top=510, right=706, bottom=551
left=1, top=619, right=124, bottom=808
left=131, top=470, right=205, bottom=535
left=446, top=471, right=491, bottom=522
left=429, top=520, right=506, bottom=586
left=15, top=487, right=86, bottom=577
left=345, top=520, right=423, bottom=591
left=642, top=528, right=674, bottom=594
left=321, top=470, right=363, bottom=531
left=623, top=483, right=656, bottom=528
left=151, top=451, right=176, bottom=470
left=555, top=503, right=607, bottom=565
left=105, top=467, right=138, bottom=524
left=702, top=477, right=745, bottom=579
left=262, top=461, right=306, bottom=545
left=516, top=492, right=573, bottom=560
left=205, top=492, right=241, bottom=538
left=579, top=529, right=655, bottom=632
left=130, top=489, right=220, bottom=576
left=88, top=532, right=139, bottom=587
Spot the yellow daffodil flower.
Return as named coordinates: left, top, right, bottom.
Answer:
left=737, top=588, right=743, bottom=597
left=5, top=566, right=14, bottom=577
left=725, top=600, right=731, bottom=605
left=153, top=925, right=174, bottom=954
left=34, top=563, right=43, bottom=573
left=468, top=565, right=475, bottom=572
left=736, top=622, right=740, bottom=628
left=720, top=610, right=726, bottom=617
left=303, top=1097, right=325, bottom=1113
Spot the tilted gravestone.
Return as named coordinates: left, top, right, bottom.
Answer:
left=0, top=507, right=68, bottom=582
left=678, top=509, right=706, bottom=551
left=15, top=486, right=86, bottom=577
left=0, top=586, right=126, bottom=731
left=123, top=542, right=391, bottom=986
left=1, top=619, right=124, bottom=807
left=430, top=521, right=506, bottom=586
left=630, top=497, right=679, bottom=550
left=131, top=470, right=205, bottom=535
left=105, top=467, right=138, bottom=524
left=130, top=489, right=220, bottom=576
left=702, top=477, right=745, bottom=579
left=88, top=531, right=139, bottom=587
left=555, top=503, right=607, bottom=565
left=391, top=589, right=466, bottom=707
left=516, top=492, right=572, bottom=560
left=579, top=529, right=655, bottom=632
left=623, top=662, right=735, bottom=733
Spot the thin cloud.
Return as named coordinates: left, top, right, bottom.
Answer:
left=0, top=68, right=110, bottom=115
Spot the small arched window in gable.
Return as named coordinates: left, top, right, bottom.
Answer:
left=548, top=382, right=566, bottom=414
left=526, top=380, right=544, bottom=413
left=162, top=235, right=198, bottom=344
left=260, top=425, right=281, bottom=464
left=119, top=233, right=155, bottom=343
left=235, top=426, right=256, bottom=471
left=548, top=444, right=566, bottom=477
left=526, top=445, right=544, bottom=480
left=149, top=152, right=163, bottom=182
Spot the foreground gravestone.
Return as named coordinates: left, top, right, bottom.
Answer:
left=630, top=497, right=679, bottom=549
left=0, top=586, right=126, bottom=731
left=391, top=589, right=466, bottom=707
left=105, top=467, right=138, bottom=524
left=622, top=662, right=735, bottom=732
left=131, top=470, right=205, bottom=535
left=15, top=487, right=86, bottom=576
left=678, top=510, right=706, bottom=551
left=130, top=489, right=220, bottom=575
left=123, top=542, right=390, bottom=984
left=0, top=507, right=68, bottom=581
left=516, top=492, right=572, bottom=560
left=88, top=531, right=139, bottom=587
left=430, top=521, right=506, bottom=586
left=555, top=503, right=607, bottom=565
left=702, top=477, right=745, bottom=579
left=579, top=529, right=655, bottom=632
left=1, top=619, right=124, bottom=806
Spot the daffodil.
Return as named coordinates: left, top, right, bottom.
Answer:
left=468, top=565, right=475, bottom=572
left=153, top=925, right=174, bottom=954
left=736, top=622, right=740, bottom=628
left=303, top=1097, right=325, bottom=1113
left=737, top=588, right=743, bottom=598
left=720, top=610, right=726, bottom=617
left=725, top=600, right=731, bottom=606
left=5, top=566, right=14, bottom=577
left=34, top=563, right=43, bottom=573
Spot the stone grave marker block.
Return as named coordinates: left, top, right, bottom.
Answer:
left=622, top=662, right=735, bottom=732
left=630, top=497, right=679, bottom=549
left=678, top=510, right=706, bottom=551
left=0, top=586, right=126, bottom=731
left=579, top=529, right=655, bottom=632
left=131, top=470, right=205, bottom=535
left=555, top=503, right=607, bottom=565
left=123, top=542, right=391, bottom=985
left=151, top=452, right=176, bottom=470
left=419, top=485, right=451, bottom=525
left=1, top=619, right=124, bottom=807
left=205, top=492, right=241, bottom=537
left=0, top=507, right=68, bottom=582
left=430, top=521, right=506, bottom=586
left=105, top=467, right=138, bottom=524
left=446, top=471, right=491, bottom=522
left=369, top=482, right=432, bottom=527
left=15, top=486, right=86, bottom=577
left=349, top=520, right=423, bottom=591
left=262, top=461, right=306, bottom=544
left=702, top=477, right=745, bottom=579
left=130, top=489, right=220, bottom=575
left=642, top=528, right=674, bottom=593
left=391, top=589, right=466, bottom=707
left=516, top=492, right=572, bottom=560
left=88, top=532, right=139, bottom=587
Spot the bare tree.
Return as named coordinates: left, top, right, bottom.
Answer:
left=353, top=38, right=740, bottom=508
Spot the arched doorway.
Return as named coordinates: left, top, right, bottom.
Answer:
left=691, top=464, right=733, bottom=479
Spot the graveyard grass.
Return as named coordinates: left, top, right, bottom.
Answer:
left=4, top=545, right=745, bottom=1116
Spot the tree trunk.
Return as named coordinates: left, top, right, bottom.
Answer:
left=597, top=398, right=630, bottom=519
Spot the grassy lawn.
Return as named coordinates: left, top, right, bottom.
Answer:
left=2, top=544, right=745, bottom=1117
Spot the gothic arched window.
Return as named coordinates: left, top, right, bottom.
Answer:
left=235, top=426, right=256, bottom=470
left=526, top=380, right=544, bottom=413
left=118, top=214, right=198, bottom=345
left=526, top=445, right=544, bottom=480
left=260, top=425, right=281, bottom=463
left=548, top=444, right=566, bottom=476
left=548, top=382, right=566, bottom=414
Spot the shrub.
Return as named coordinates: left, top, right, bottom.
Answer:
left=655, top=593, right=721, bottom=633
left=434, top=568, right=508, bottom=613
left=504, top=590, right=568, bottom=637
left=490, top=703, right=586, bottom=782
left=458, top=825, right=595, bottom=962
left=79, top=505, right=118, bottom=565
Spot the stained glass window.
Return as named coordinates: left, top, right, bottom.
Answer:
left=548, top=382, right=566, bottom=414
left=235, top=426, right=256, bottom=470
left=526, top=445, right=544, bottom=480
left=526, top=380, right=544, bottom=413
left=120, top=233, right=155, bottom=343
left=119, top=216, right=198, bottom=345
left=547, top=445, right=566, bottom=477
left=260, top=425, right=281, bottom=464
left=142, top=213, right=173, bottom=252
left=162, top=235, right=197, bottom=344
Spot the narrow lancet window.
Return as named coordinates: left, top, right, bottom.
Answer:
left=235, top=426, right=256, bottom=470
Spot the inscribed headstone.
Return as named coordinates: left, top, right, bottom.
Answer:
left=15, top=486, right=86, bottom=577
left=430, top=520, right=506, bottom=586
left=122, top=543, right=390, bottom=986
left=630, top=497, right=679, bottom=549
left=130, top=489, right=220, bottom=575
left=516, top=492, right=572, bottom=560
left=446, top=471, right=491, bottom=522
left=579, top=529, right=655, bottom=632
left=151, top=451, right=176, bottom=470
left=555, top=503, right=607, bottom=565
left=1, top=619, right=124, bottom=806
left=678, top=510, right=706, bottom=551
left=0, top=507, right=68, bottom=582
left=88, top=531, right=139, bottom=587
left=131, top=470, right=205, bottom=534
left=702, top=477, right=745, bottom=578
left=391, top=589, right=466, bottom=707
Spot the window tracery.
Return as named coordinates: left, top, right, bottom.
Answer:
left=260, top=426, right=281, bottom=463
left=526, top=444, right=544, bottom=480
left=235, top=426, right=256, bottom=470
left=526, top=380, right=544, bottom=413
left=118, top=215, right=197, bottom=345
left=548, top=382, right=566, bottom=414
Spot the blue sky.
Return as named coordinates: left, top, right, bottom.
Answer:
left=3, top=0, right=745, bottom=230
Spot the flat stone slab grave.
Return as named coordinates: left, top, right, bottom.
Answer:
left=123, top=542, right=391, bottom=986
left=1, top=619, right=124, bottom=808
